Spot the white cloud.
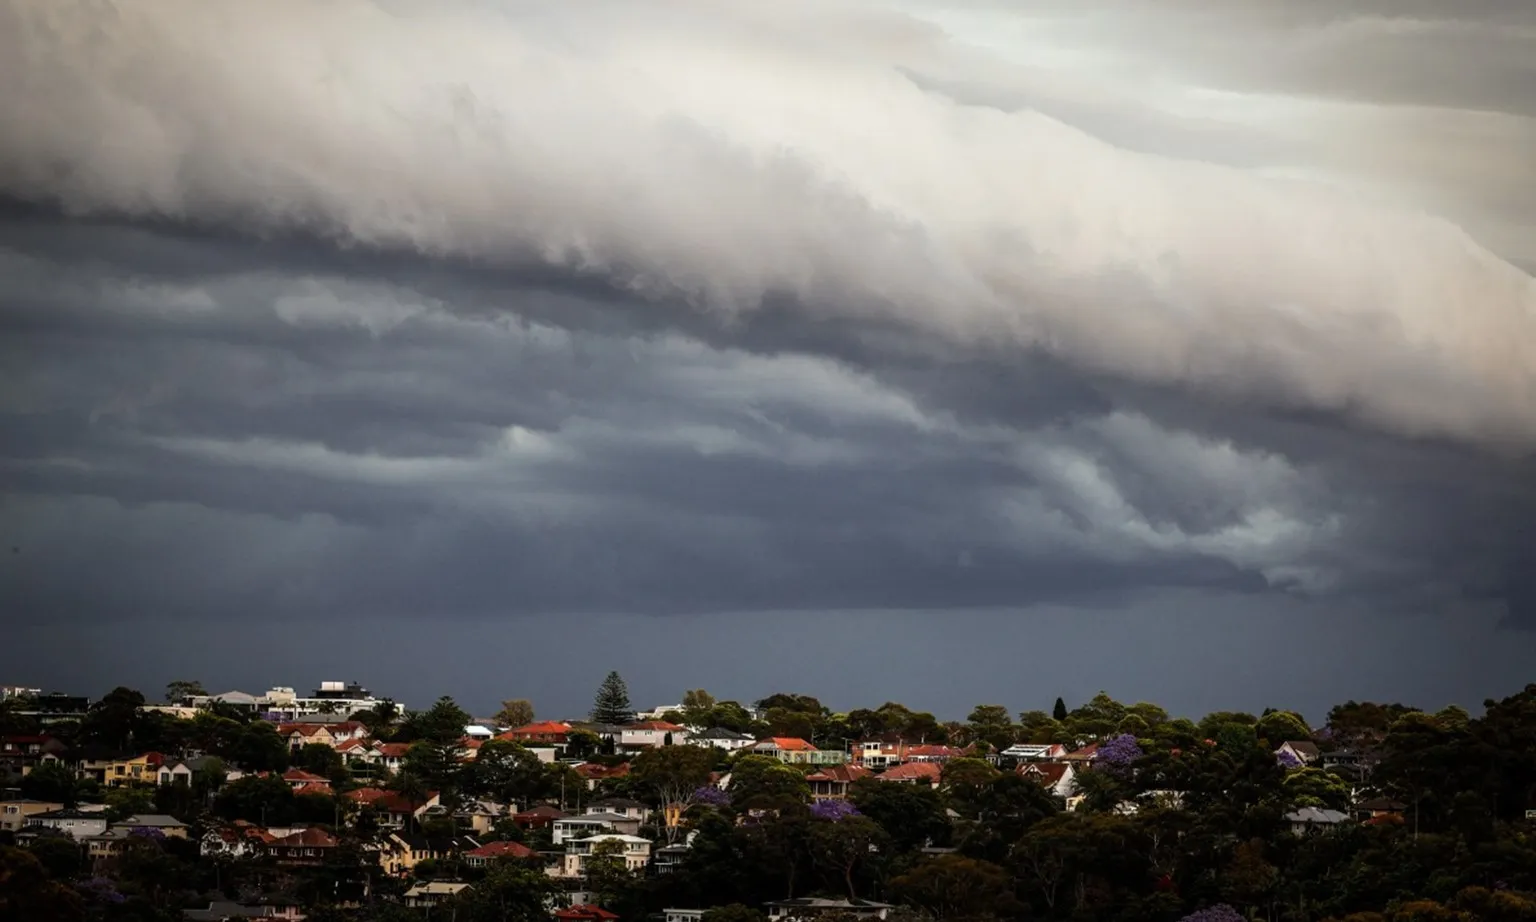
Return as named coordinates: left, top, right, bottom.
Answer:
left=1, top=0, right=1532, bottom=449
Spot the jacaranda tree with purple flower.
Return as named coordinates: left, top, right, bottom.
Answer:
left=1098, top=733, right=1144, bottom=769
left=1277, top=748, right=1302, bottom=769
left=76, top=877, right=126, bottom=905
left=810, top=799, right=862, bottom=821
left=692, top=785, right=731, bottom=807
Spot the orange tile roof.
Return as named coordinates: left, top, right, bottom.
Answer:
left=344, top=787, right=391, bottom=804
left=806, top=764, right=873, bottom=783
left=625, top=720, right=685, bottom=731
left=760, top=737, right=817, bottom=751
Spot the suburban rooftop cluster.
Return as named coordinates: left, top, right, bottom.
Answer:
left=3, top=673, right=1535, bottom=922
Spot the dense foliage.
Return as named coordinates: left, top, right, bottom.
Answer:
left=1, top=681, right=1534, bottom=922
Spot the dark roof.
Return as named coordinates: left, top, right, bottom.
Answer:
left=694, top=727, right=753, bottom=740
left=31, top=808, right=105, bottom=820
left=590, top=797, right=647, bottom=809
left=182, top=902, right=278, bottom=920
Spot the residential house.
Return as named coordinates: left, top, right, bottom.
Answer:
left=753, top=738, right=848, bottom=766
left=200, top=822, right=271, bottom=859
left=586, top=797, right=652, bottom=824
left=554, top=813, right=641, bottom=845
left=572, top=761, right=629, bottom=789
left=70, top=747, right=131, bottom=785
left=1018, top=762, right=1078, bottom=800
left=499, top=721, right=572, bottom=746
left=421, top=799, right=511, bottom=836
left=276, top=721, right=367, bottom=752
left=877, top=762, right=942, bottom=788
left=465, top=724, right=496, bottom=740
left=1285, top=806, right=1349, bottom=834
left=25, top=807, right=109, bottom=839
left=1000, top=743, right=1068, bottom=762
left=654, top=844, right=690, bottom=875
left=404, top=881, right=473, bottom=908
left=690, top=728, right=755, bottom=751
left=183, top=899, right=306, bottom=921
left=158, top=755, right=239, bottom=787
left=766, top=899, right=894, bottom=921
left=619, top=721, right=689, bottom=749
left=116, top=814, right=189, bottom=838
left=1353, top=797, right=1406, bottom=822
left=256, top=826, right=340, bottom=867
left=464, top=840, right=536, bottom=867
left=0, top=735, right=67, bottom=775
left=513, top=804, right=568, bottom=829
left=806, top=764, right=873, bottom=800
left=280, top=768, right=332, bottom=790
left=1061, top=743, right=1101, bottom=764
left=372, top=791, right=439, bottom=830
left=0, top=798, right=64, bottom=832
left=382, top=831, right=479, bottom=876
left=102, top=752, right=166, bottom=787
left=1275, top=741, right=1321, bottom=766
left=558, top=834, right=651, bottom=878
left=664, top=910, right=705, bottom=922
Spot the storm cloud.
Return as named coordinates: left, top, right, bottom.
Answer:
left=0, top=0, right=1532, bottom=717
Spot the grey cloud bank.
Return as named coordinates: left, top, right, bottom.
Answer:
left=0, top=0, right=1533, bottom=712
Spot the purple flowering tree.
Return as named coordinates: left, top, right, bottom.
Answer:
left=692, top=785, right=731, bottom=807
left=76, top=877, right=126, bottom=905
left=1277, top=748, right=1302, bottom=769
left=1180, top=905, right=1245, bottom=922
left=810, top=799, right=861, bottom=821
left=129, top=826, right=166, bottom=840
left=1097, top=734, right=1143, bottom=769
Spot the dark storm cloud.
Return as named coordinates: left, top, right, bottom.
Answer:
left=1, top=0, right=1534, bottom=711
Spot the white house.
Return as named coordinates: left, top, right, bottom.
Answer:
left=766, top=899, right=894, bottom=921
left=586, top=798, right=652, bottom=824
left=1000, top=743, right=1068, bottom=761
left=559, top=834, right=651, bottom=878
left=620, top=721, right=688, bottom=748
left=689, top=728, right=755, bottom=751
left=553, top=813, right=640, bottom=845
left=25, top=808, right=108, bottom=840
left=665, top=911, right=706, bottom=922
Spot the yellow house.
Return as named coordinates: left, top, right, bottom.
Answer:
left=1, top=799, right=64, bottom=832
left=105, top=754, right=167, bottom=788
left=380, top=832, right=478, bottom=877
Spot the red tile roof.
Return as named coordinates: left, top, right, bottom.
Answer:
left=554, top=905, right=620, bottom=922
left=759, top=737, right=816, bottom=752
left=282, top=769, right=330, bottom=783
left=344, top=787, right=391, bottom=805
left=293, top=782, right=333, bottom=796
left=806, top=764, right=873, bottom=783
left=879, top=762, right=942, bottom=783
left=503, top=721, right=571, bottom=736
left=267, top=827, right=338, bottom=847
left=335, top=739, right=370, bottom=753
left=376, top=743, right=411, bottom=758
left=1019, top=763, right=1072, bottom=785
left=467, top=840, right=535, bottom=859
left=624, top=720, right=685, bottom=732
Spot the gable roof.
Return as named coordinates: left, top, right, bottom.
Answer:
left=1280, top=740, right=1321, bottom=759
left=879, top=762, right=942, bottom=783
left=1019, top=762, right=1072, bottom=785
left=344, top=787, right=391, bottom=805
left=623, top=720, right=684, bottom=732
left=266, top=827, right=338, bottom=847
left=467, top=840, right=535, bottom=859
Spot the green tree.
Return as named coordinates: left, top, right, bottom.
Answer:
left=447, top=861, right=562, bottom=922
left=682, top=688, right=717, bottom=716
left=728, top=755, right=810, bottom=810
left=0, top=846, right=85, bottom=922
left=494, top=699, right=536, bottom=729
left=103, top=785, right=154, bottom=821
left=848, top=778, right=949, bottom=853
left=1256, top=710, right=1312, bottom=749
left=591, top=672, right=633, bottom=725
left=79, top=686, right=146, bottom=750
left=164, top=679, right=206, bottom=704
left=809, top=815, right=886, bottom=900
left=965, top=705, right=1015, bottom=750
left=19, top=762, right=76, bottom=805
left=702, top=905, right=768, bottom=922
left=631, top=745, right=716, bottom=839
left=295, top=742, right=346, bottom=778
left=1053, top=697, right=1069, bottom=722
left=890, top=854, right=1019, bottom=919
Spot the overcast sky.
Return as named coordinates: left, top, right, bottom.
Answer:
left=1, top=0, right=1533, bottom=724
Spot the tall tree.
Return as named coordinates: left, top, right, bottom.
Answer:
left=591, top=672, right=633, bottom=725
left=1053, top=697, right=1069, bottom=722
left=494, top=699, right=536, bottom=728
left=165, top=680, right=206, bottom=704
